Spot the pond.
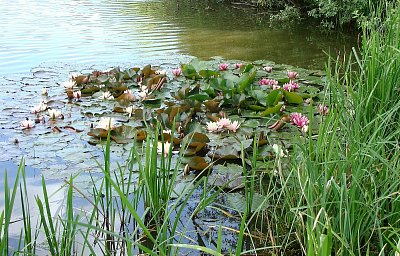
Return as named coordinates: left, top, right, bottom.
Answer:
left=0, top=0, right=356, bottom=254
left=0, top=0, right=355, bottom=76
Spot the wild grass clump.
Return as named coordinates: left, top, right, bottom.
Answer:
left=278, top=2, right=400, bottom=254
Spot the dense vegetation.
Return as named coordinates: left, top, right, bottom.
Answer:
left=219, top=0, right=395, bottom=28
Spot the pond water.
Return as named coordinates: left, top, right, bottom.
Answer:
left=0, top=0, right=356, bottom=76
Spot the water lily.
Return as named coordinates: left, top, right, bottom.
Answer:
left=41, top=88, right=48, bottom=96
left=172, top=68, right=182, bottom=77
left=318, top=104, right=329, bottom=116
left=272, top=84, right=281, bottom=90
left=217, top=117, right=231, bottom=128
left=48, top=109, right=62, bottom=119
left=73, top=90, right=81, bottom=99
left=272, top=144, right=287, bottom=157
left=95, top=117, right=116, bottom=130
left=157, top=141, right=171, bottom=156
left=259, top=78, right=278, bottom=86
left=31, top=101, right=47, bottom=113
left=290, top=112, right=309, bottom=130
left=206, top=121, right=220, bottom=132
left=287, top=71, right=298, bottom=80
left=62, top=79, right=76, bottom=89
left=263, top=66, right=273, bottom=73
left=283, top=81, right=300, bottom=92
left=227, top=120, right=240, bottom=133
left=155, top=70, right=167, bottom=76
left=138, top=89, right=149, bottom=99
left=125, top=105, right=135, bottom=118
left=219, top=63, right=228, bottom=71
left=234, top=63, right=243, bottom=69
left=21, top=119, right=35, bottom=130
left=99, top=91, right=114, bottom=100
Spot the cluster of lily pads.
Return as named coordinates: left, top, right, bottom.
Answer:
left=20, top=59, right=330, bottom=180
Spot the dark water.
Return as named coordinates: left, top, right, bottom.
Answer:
left=0, top=0, right=356, bottom=76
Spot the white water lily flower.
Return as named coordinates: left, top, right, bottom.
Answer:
left=163, top=129, right=172, bottom=134
left=31, top=101, right=47, bottom=113
left=62, top=79, right=76, bottom=89
left=21, top=119, right=35, bottom=130
left=99, top=91, right=114, bottom=100
left=124, top=89, right=133, bottom=95
left=206, top=121, right=220, bottom=132
left=73, top=90, right=81, bottom=99
left=48, top=109, right=62, bottom=119
left=155, top=70, right=167, bottom=76
left=157, top=141, right=171, bottom=156
left=227, top=120, right=240, bottom=133
left=95, top=117, right=116, bottom=130
left=272, top=144, right=287, bottom=158
left=125, top=106, right=135, bottom=117
left=41, top=88, right=48, bottom=96
left=138, top=89, right=148, bottom=99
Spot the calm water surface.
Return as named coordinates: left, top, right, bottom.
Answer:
left=0, top=0, right=356, bottom=75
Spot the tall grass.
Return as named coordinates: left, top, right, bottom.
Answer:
left=279, top=2, right=400, bottom=255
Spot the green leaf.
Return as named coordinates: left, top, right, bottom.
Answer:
left=97, top=74, right=109, bottom=83
left=187, top=93, right=209, bottom=102
left=238, top=69, right=256, bottom=92
left=283, top=90, right=303, bottom=104
left=199, top=69, right=219, bottom=79
left=260, top=103, right=283, bottom=116
left=182, top=64, right=199, bottom=79
left=266, top=89, right=283, bottom=106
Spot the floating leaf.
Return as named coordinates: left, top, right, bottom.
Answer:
left=260, top=103, right=283, bottom=117
left=188, top=156, right=209, bottom=171
left=208, top=164, right=245, bottom=190
left=266, top=89, right=283, bottom=106
left=283, top=90, right=303, bottom=104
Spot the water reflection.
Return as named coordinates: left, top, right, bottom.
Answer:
left=0, top=0, right=356, bottom=75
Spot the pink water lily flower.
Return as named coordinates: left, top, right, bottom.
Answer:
left=217, top=117, right=232, bottom=128
left=207, top=121, right=220, bottom=132
left=290, top=112, right=309, bottom=130
left=259, top=78, right=278, bottom=86
left=234, top=63, right=243, bottom=69
left=283, top=81, right=300, bottom=92
left=219, top=63, right=229, bottom=71
left=172, top=68, right=182, bottom=77
left=227, top=120, right=240, bottom=133
left=263, top=66, right=273, bottom=73
left=318, top=104, right=329, bottom=116
left=21, top=119, right=35, bottom=130
left=287, top=71, right=298, bottom=80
